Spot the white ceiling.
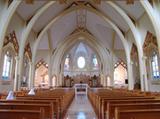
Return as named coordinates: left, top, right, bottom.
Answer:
left=17, top=0, right=47, bottom=20
left=98, top=2, right=129, bottom=32
left=50, top=11, right=77, bottom=49
left=114, top=34, right=124, bottom=50
left=38, top=32, right=49, bottom=50
left=16, top=1, right=145, bottom=51
left=33, top=2, right=67, bottom=32
left=115, top=1, right=145, bottom=20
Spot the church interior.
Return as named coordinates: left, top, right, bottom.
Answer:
left=0, top=0, right=160, bottom=119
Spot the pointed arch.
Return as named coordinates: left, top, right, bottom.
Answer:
left=140, top=1, right=160, bottom=54
left=143, top=31, right=158, bottom=56
left=32, top=4, right=129, bottom=63
left=51, top=31, right=109, bottom=86
left=35, top=59, right=48, bottom=70
left=0, top=1, right=21, bottom=59
left=3, top=31, right=19, bottom=55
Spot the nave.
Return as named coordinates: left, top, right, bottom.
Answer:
left=0, top=86, right=160, bottom=119
left=64, top=95, right=97, bottom=119
left=0, top=0, right=160, bottom=119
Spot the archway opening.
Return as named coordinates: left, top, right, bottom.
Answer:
left=114, top=60, right=128, bottom=88
left=62, top=41, right=101, bottom=87
left=34, top=60, right=49, bottom=88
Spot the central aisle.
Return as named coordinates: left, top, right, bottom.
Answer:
left=64, top=95, right=97, bottom=119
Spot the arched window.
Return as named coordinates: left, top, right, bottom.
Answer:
left=2, top=51, right=12, bottom=80
left=92, top=54, right=99, bottom=69
left=64, top=54, right=70, bottom=70
left=151, top=52, right=160, bottom=80
left=77, top=56, right=85, bottom=69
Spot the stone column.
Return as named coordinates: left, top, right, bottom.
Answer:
left=13, top=56, right=19, bottom=91
left=48, top=53, right=52, bottom=87
left=28, top=62, right=35, bottom=89
left=142, top=56, right=149, bottom=91
left=28, top=62, right=32, bottom=89
left=127, top=61, right=134, bottom=90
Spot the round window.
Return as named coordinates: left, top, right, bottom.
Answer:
left=77, top=56, right=85, bottom=69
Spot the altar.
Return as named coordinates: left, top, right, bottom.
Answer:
left=74, top=84, right=89, bottom=96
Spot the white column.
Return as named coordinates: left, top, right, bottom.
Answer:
left=142, top=56, right=149, bottom=91
left=28, top=62, right=32, bottom=89
left=48, top=52, right=52, bottom=87
left=138, top=55, right=145, bottom=91
left=28, top=62, right=35, bottom=89
left=127, top=61, right=134, bottom=90
left=103, top=75, right=107, bottom=87
left=59, top=72, right=63, bottom=87
left=48, top=66, right=52, bottom=87
left=17, top=56, right=23, bottom=90
left=13, top=56, right=19, bottom=91
left=100, top=73, right=104, bottom=86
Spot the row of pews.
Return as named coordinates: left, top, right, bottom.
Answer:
left=88, top=88, right=160, bottom=119
left=0, top=88, right=74, bottom=119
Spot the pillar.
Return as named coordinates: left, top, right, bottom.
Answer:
left=28, top=62, right=35, bottom=89
left=127, top=61, right=134, bottom=90
left=13, top=56, right=19, bottom=91
left=48, top=52, right=52, bottom=87
left=17, top=56, right=23, bottom=90
left=142, top=56, right=149, bottom=91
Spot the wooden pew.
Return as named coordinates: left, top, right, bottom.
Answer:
left=0, top=103, right=53, bottom=119
left=0, top=88, right=74, bottom=119
left=0, top=108, right=44, bottom=119
left=88, top=88, right=160, bottom=119
left=88, top=89, right=155, bottom=119
left=0, top=99, right=58, bottom=119
left=109, top=103, right=160, bottom=119
left=16, top=88, right=74, bottom=119
left=102, top=98, right=160, bottom=119
left=115, top=108, right=160, bottom=119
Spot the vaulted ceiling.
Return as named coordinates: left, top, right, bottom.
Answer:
left=16, top=0, right=145, bottom=51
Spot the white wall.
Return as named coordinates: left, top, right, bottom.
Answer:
left=138, top=13, right=155, bottom=45
left=36, top=50, right=50, bottom=64
left=7, top=13, right=25, bottom=44
left=0, top=0, right=5, bottom=18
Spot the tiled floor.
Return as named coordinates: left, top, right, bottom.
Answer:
left=64, top=94, right=97, bottom=119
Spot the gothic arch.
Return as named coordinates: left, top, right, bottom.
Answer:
left=51, top=31, right=110, bottom=86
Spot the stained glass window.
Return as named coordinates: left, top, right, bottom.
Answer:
left=151, top=52, right=160, bottom=79
left=92, top=55, right=98, bottom=69
left=2, top=51, right=11, bottom=80
left=64, top=55, right=70, bottom=70
left=77, top=56, right=85, bottom=69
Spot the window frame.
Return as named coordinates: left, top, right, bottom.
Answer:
left=151, top=52, right=160, bottom=80
left=2, top=51, right=12, bottom=81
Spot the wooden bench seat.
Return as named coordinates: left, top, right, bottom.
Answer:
left=88, top=88, right=160, bottom=119
left=109, top=103, right=160, bottom=119
left=115, top=109, right=160, bottom=119
left=0, top=99, right=58, bottom=119
left=0, top=103, right=53, bottom=119
left=0, top=108, right=44, bottom=119
left=0, top=89, right=74, bottom=119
